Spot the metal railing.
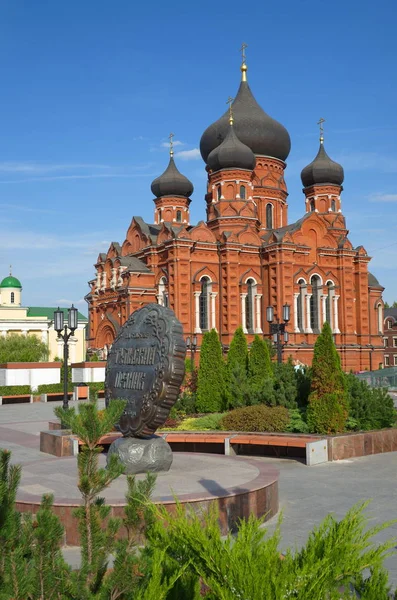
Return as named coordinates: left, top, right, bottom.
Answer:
left=355, top=367, right=397, bottom=390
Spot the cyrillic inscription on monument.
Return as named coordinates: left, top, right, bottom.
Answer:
left=105, top=303, right=186, bottom=439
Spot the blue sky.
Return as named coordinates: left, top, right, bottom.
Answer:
left=1, top=0, right=396, bottom=314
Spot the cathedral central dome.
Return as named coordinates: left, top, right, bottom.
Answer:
left=200, top=65, right=291, bottom=163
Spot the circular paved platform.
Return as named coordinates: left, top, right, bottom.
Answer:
left=16, top=453, right=279, bottom=545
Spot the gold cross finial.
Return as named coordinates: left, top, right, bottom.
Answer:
left=240, top=42, right=248, bottom=81
left=169, top=132, right=174, bottom=157
left=240, top=42, right=247, bottom=64
left=226, top=96, right=234, bottom=125
left=318, top=118, right=325, bottom=143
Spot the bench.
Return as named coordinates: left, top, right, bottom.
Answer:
left=81, top=431, right=328, bottom=466
left=0, top=394, right=33, bottom=405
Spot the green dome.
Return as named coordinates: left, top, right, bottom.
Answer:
left=0, top=276, right=22, bottom=289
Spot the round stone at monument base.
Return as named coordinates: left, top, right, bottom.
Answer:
left=107, top=435, right=173, bottom=474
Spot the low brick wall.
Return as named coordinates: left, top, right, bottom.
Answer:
left=327, top=428, right=397, bottom=461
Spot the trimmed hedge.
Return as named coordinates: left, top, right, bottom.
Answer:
left=220, top=405, right=290, bottom=432
left=37, top=383, right=74, bottom=394
left=0, top=385, right=31, bottom=396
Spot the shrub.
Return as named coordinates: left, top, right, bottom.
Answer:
left=37, top=382, right=74, bottom=394
left=0, top=385, right=31, bottom=396
left=220, top=404, right=290, bottom=432
left=248, top=334, right=273, bottom=391
left=346, top=373, right=397, bottom=430
left=171, top=390, right=197, bottom=416
left=196, top=329, right=226, bottom=413
left=286, top=408, right=309, bottom=433
left=307, top=322, right=348, bottom=433
left=176, top=413, right=225, bottom=431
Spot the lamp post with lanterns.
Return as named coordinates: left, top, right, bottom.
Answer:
left=186, top=335, right=198, bottom=368
left=54, top=305, right=78, bottom=410
left=266, top=303, right=290, bottom=364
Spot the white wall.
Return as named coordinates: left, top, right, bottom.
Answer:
left=0, top=364, right=61, bottom=391
left=72, top=363, right=105, bottom=383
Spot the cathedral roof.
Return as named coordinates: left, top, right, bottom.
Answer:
left=200, top=64, right=291, bottom=163
left=118, top=256, right=152, bottom=273
left=301, top=141, right=344, bottom=188
left=368, top=272, right=383, bottom=288
left=207, top=120, right=256, bottom=172
left=151, top=156, right=193, bottom=198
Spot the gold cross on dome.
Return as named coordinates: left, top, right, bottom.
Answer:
left=240, top=42, right=248, bottom=64
left=168, top=132, right=174, bottom=156
left=317, top=117, right=325, bottom=142
left=226, top=96, right=234, bottom=124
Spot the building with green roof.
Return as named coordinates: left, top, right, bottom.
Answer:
left=0, top=270, right=88, bottom=362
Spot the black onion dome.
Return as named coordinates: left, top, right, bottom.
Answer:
left=301, top=143, right=344, bottom=188
left=200, top=80, right=291, bottom=162
left=207, top=122, right=256, bottom=172
left=151, top=156, right=194, bottom=198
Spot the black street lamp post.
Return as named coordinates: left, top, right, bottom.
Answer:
left=266, top=303, right=290, bottom=364
left=54, top=305, right=78, bottom=410
left=186, top=335, right=198, bottom=368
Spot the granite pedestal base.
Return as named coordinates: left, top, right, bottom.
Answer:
left=107, top=435, right=173, bottom=474
left=15, top=453, right=279, bottom=545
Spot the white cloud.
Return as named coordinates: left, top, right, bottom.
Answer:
left=175, top=148, right=201, bottom=161
left=57, top=298, right=86, bottom=306
left=0, top=162, right=111, bottom=174
left=368, top=193, right=397, bottom=203
left=0, top=172, right=155, bottom=184
left=161, top=140, right=184, bottom=148
left=333, top=152, right=397, bottom=173
left=0, top=203, right=58, bottom=213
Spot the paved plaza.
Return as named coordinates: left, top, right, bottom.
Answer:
left=0, top=400, right=397, bottom=584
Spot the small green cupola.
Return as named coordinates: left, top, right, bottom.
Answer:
left=0, top=267, right=22, bottom=306
left=0, top=275, right=22, bottom=289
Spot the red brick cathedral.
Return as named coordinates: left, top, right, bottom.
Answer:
left=86, top=56, right=385, bottom=371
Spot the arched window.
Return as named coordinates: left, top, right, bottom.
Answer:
left=176, top=210, right=182, bottom=222
left=297, top=279, right=305, bottom=331
left=158, top=277, right=168, bottom=307
left=245, top=278, right=256, bottom=333
left=266, top=203, right=273, bottom=229
left=199, top=277, right=211, bottom=331
left=240, top=185, right=246, bottom=199
left=217, top=186, right=222, bottom=200
left=10, top=292, right=15, bottom=304
left=310, top=200, right=315, bottom=212
left=158, top=208, right=162, bottom=222
left=310, top=275, right=321, bottom=332
left=331, top=199, right=336, bottom=212
left=325, top=281, right=335, bottom=327
left=377, top=303, right=383, bottom=334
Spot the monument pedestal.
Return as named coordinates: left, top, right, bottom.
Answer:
left=107, top=435, right=173, bottom=474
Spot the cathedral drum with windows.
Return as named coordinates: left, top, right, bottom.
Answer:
left=86, top=55, right=384, bottom=371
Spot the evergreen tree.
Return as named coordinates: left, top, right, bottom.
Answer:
left=248, top=335, right=273, bottom=392
left=227, top=327, right=248, bottom=373
left=225, top=327, right=249, bottom=409
left=307, top=321, right=348, bottom=434
left=196, top=329, right=225, bottom=413
left=272, top=357, right=298, bottom=409
left=55, top=399, right=126, bottom=595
